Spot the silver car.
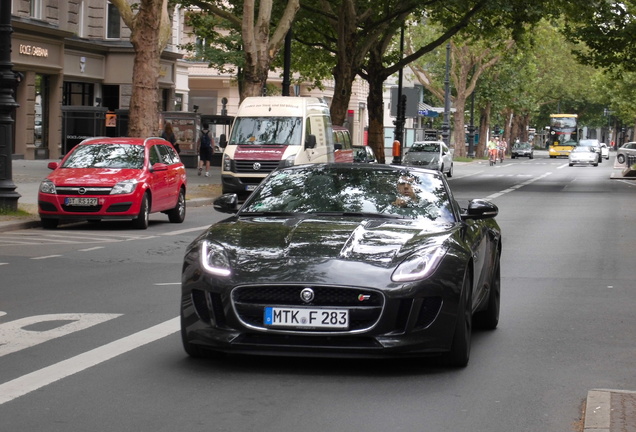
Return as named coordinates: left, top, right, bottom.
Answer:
left=569, top=145, right=599, bottom=167
left=403, top=140, right=454, bottom=177
left=599, top=143, right=610, bottom=160
left=578, top=139, right=602, bottom=163
left=617, top=142, right=636, bottom=165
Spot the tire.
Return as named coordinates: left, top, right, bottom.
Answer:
left=446, top=163, right=453, bottom=178
left=443, top=271, right=472, bottom=367
left=618, top=154, right=625, bottom=164
left=530, top=154, right=534, bottom=159
left=593, top=163, right=598, bottom=167
left=474, top=254, right=500, bottom=330
left=132, top=193, right=150, bottom=229
left=569, top=163, right=573, bottom=167
left=168, top=188, right=186, bottom=223
left=41, top=218, right=59, bottom=229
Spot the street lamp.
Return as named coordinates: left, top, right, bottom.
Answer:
left=0, top=0, right=21, bottom=211
left=441, top=42, right=451, bottom=148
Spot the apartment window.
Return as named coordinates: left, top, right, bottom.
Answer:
left=30, top=0, right=43, bottom=19
left=107, top=2, right=121, bottom=39
left=63, top=82, right=95, bottom=106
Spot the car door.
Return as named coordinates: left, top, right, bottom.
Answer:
left=157, top=144, right=182, bottom=209
left=147, top=144, right=170, bottom=211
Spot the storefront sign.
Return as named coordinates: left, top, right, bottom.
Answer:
left=19, top=44, right=49, bottom=58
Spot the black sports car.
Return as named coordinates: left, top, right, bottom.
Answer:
left=180, top=163, right=501, bottom=367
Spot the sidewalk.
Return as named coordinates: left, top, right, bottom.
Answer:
left=584, top=390, right=636, bottom=432
left=0, top=158, right=222, bottom=232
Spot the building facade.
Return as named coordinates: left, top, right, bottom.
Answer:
left=10, top=1, right=370, bottom=160
left=10, top=0, right=182, bottom=160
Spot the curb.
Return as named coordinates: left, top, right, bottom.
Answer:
left=584, top=389, right=636, bottom=432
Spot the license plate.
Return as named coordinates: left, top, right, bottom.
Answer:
left=264, top=307, right=349, bottom=329
left=65, top=197, right=98, bottom=206
left=245, top=184, right=257, bottom=191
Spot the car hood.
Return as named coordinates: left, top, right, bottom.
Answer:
left=201, top=215, right=458, bottom=284
left=46, top=168, right=143, bottom=186
left=404, top=153, right=440, bottom=164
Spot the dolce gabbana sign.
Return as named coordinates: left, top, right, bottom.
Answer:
left=19, top=44, right=49, bottom=58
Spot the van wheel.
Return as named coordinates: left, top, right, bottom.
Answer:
left=447, top=164, right=453, bottom=178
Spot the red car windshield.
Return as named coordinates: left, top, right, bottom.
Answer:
left=62, top=144, right=145, bottom=169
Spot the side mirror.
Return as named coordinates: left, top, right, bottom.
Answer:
left=213, top=193, right=239, bottom=214
left=460, top=199, right=498, bottom=221
left=305, top=134, right=317, bottom=149
left=47, top=162, right=59, bottom=170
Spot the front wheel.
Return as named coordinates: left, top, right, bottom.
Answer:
left=132, top=193, right=150, bottom=229
left=618, top=154, right=626, bottom=164
left=443, top=271, right=472, bottom=367
left=168, top=188, right=186, bottom=223
left=446, top=163, right=453, bottom=178
left=474, top=254, right=500, bottom=330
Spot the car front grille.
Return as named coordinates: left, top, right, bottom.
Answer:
left=55, top=187, right=113, bottom=196
left=234, top=160, right=280, bottom=174
left=232, top=285, right=384, bottom=333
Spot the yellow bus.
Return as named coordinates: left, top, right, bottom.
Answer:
left=548, top=114, right=578, bottom=158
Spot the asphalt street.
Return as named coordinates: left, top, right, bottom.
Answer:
left=1, top=151, right=636, bottom=431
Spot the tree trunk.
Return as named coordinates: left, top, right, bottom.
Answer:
left=128, top=1, right=163, bottom=137
left=477, top=102, right=491, bottom=158
left=365, top=59, right=388, bottom=164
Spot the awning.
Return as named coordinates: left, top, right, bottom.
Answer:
left=418, top=102, right=454, bottom=117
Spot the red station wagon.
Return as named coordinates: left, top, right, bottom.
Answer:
left=38, top=137, right=187, bottom=229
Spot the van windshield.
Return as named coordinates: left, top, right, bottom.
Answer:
left=229, top=117, right=303, bottom=146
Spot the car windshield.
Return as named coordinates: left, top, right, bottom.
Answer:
left=572, top=146, right=594, bottom=153
left=229, top=117, right=303, bottom=145
left=410, top=143, right=439, bottom=152
left=62, top=143, right=145, bottom=169
left=241, top=166, right=456, bottom=223
left=579, top=140, right=598, bottom=146
left=514, top=143, right=531, bottom=149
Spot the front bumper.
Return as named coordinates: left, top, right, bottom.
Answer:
left=38, top=192, right=143, bottom=220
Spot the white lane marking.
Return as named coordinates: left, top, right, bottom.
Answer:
left=30, top=255, right=62, bottom=260
left=0, top=263, right=7, bottom=266
left=161, top=226, right=210, bottom=236
left=0, top=313, right=122, bottom=357
left=557, top=163, right=569, bottom=169
left=485, top=172, right=552, bottom=200
left=78, top=247, right=104, bottom=252
left=153, top=283, right=181, bottom=286
left=0, top=317, right=179, bottom=405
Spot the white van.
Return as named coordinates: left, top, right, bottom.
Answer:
left=221, top=96, right=335, bottom=195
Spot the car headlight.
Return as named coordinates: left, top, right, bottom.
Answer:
left=222, top=153, right=232, bottom=171
left=201, top=240, right=232, bottom=277
left=279, top=155, right=296, bottom=168
left=110, top=179, right=138, bottom=195
left=39, top=179, right=56, bottom=194
left=392, top=245, right=448, bottom=282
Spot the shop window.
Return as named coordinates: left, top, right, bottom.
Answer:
left=107, top=2, right=122, bottom=39
left=63, top=82, right=95, bottom=106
